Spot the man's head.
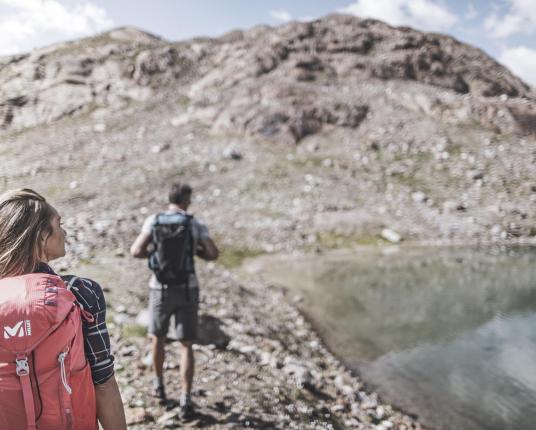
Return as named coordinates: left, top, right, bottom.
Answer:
left=168, top=183, right=192, bottom=210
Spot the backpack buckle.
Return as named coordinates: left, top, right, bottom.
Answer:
left=15, top=357, right=29, bottom=376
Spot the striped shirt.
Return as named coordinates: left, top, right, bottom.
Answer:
left=35, top=263, right=115, bottom=385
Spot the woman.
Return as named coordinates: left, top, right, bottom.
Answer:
left=0, top=189, right=126, bottom=430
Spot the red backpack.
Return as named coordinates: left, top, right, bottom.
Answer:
left=0, top=273, right=97, bottom=430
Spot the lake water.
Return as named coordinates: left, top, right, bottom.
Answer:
left=246, top=246, right=536, bottom=430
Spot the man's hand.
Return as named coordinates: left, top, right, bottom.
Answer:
left=196, top=238, right=219, bottom=261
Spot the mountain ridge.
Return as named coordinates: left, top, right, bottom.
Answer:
left=0, top=14, right=534, bottom=136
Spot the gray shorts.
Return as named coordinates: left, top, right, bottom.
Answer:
left=148, top=287, right=199, bottom=341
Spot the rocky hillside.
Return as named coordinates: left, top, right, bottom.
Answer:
left=1, top=15, right=534, bottom=137
left=1, top=14, right=535, bottom=252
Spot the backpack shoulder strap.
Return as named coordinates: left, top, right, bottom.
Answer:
left=184, top=213, right=193, bottom=226
left=150, top=213, right=164, bottom=242
left=15, top=354, right=36, bottom=430
left=66, top=276, right=79, bottom=291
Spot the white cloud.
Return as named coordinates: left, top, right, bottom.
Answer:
left=0, top=0, right=114, bottom=56
left=484, top=0, right=536, bottom=38
left=499, top=46, right=536, bottom=87
left=485, top=12, right=525, bottom=38
left=339, top=0, right=458, bottom=31
left=270, top=9, right=315, bottom=24
left=270, top=9, right=292, bottom=23
left=464, top=2, right=478, bottom=20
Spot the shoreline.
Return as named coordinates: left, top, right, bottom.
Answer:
left=226, top=262, right=425, bottom=430
left=240, top=247, right=429, bottom=428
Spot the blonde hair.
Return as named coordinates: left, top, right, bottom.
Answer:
left=0, top=189, right=55, bottom=277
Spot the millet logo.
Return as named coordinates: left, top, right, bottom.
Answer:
left=3, top=320, right=32, bottom=339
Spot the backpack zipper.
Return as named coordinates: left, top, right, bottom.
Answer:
left=57, top=349, right=72, bottom=394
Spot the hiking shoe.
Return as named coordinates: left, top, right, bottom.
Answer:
left=179, top=400, right=195, bottom=420
left=152, top=381, right=167, bottom=404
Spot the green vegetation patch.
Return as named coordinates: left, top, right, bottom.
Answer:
left=218, top=247, right=266, bottom=269
left=121, top=323, right=148, bottom=338
left=314, top=230, right=385, bottom=250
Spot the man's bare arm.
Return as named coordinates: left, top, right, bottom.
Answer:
left=130, top=231, right=152, bottom=258
left=196, top=237, right=219, bottom=261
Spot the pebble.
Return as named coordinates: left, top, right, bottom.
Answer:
left=381, top=228, right=402, bottom=243
left=411, top=191, right=427, bottom=203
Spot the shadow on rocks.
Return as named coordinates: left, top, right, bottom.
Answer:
left=167, top=315, right=230, bottom=349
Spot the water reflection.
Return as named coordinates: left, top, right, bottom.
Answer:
left=366, top=312, right=536, bottom=430
left=248, top=246, right=536, bottom=430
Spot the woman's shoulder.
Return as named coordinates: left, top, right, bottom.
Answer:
left=61, top=274, right=106, bottom=311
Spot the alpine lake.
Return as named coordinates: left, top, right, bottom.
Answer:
left=245, top=245, right=536, bottom=430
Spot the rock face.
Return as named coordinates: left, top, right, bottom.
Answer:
left=0, top=15, right=534, bottom=141
left=187, top=14, right=534, bottom=142
left=0, top=26, right=197, bottom=130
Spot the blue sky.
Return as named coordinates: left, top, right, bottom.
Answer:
left=0, top=0, right=535, bottom=86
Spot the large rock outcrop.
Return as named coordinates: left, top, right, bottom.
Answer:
left=0, top=27, right=197, bottom=130
left=0, top=15, right=534, bottom=141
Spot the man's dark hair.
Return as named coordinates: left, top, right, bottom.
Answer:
left=169, top=183, right=192, bottom=205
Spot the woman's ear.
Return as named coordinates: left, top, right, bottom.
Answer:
left=38, top=231, right=49, bottom=258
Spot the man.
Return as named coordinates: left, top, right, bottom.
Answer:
left=130, top=183, right=219, bottom=418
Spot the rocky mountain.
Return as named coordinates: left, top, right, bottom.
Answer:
left=1, top=15, right=534, bottom=137
left=190, top=15, right=535, bottom=142
left=2, top=13, right=536, bottom=250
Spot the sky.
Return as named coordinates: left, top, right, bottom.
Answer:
left=0, top=0, right=535, bottom=87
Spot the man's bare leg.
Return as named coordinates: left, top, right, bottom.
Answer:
left=179, top=341, right=195, bottom=418
left=152, top=335, right=167, bottom=402
left=180, top=341, right=194, bottom=394
left=152, top=335, right=166, bottom=378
